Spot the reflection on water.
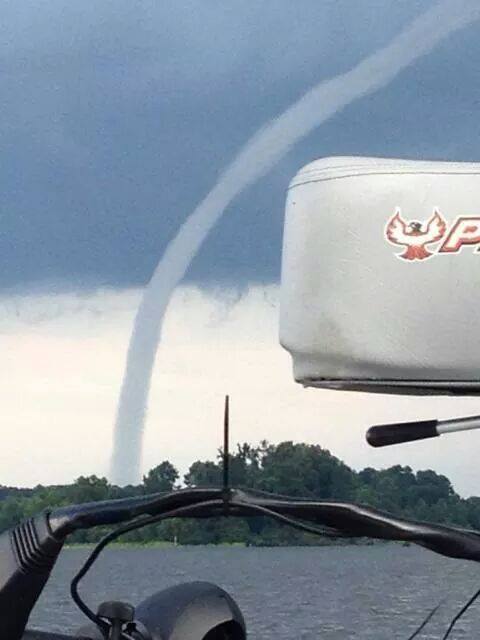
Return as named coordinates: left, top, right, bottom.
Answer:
left=30, top=545, right=480, bottom=639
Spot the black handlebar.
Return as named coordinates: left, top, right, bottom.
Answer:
left=43, top=486, right=480, bottom=560
left=48, top=488, right=220, bottom=538
left=366, top=420, right=439, bottom=447
left=2, top=487, right=480, bottom=640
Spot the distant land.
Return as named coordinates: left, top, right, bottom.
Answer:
left=1, top=442, right=479, bottom=545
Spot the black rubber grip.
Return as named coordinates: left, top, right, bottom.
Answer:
left=366, top=419, right=438, bottom=447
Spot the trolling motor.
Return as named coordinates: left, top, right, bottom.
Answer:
left=75, top=582, right=246, bottom=640
left=6, top=488, right=480, bottom=640
left=4, top=398, right=480, bottom=640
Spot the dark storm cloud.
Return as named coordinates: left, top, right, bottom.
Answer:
left=1, top=1, right=479, bottom=291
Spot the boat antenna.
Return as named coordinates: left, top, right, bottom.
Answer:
left=222, top=395, right=231, bottom=504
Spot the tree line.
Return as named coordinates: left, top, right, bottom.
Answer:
left=1, top=441, right=479, bottom=545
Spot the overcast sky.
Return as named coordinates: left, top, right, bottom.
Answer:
left=2, top=1, right=480, bottom=494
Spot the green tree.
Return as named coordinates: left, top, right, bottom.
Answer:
left=143, top=461, right=179, bottom=493
left=70, top=476, right=110, bottom=504
left=2, top=441, right=480, bottom=545
left=184, top=461, right=222, bottom=487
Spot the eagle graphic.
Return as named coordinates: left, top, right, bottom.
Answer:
left=385, top=208, right=447, bottom=261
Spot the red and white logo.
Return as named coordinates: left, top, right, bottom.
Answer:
left=385, top=208, right=480, bottom=261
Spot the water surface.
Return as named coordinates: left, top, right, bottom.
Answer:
left=29, top=545, right=480, bottom=638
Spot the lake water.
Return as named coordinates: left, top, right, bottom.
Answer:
left=29, top=544, right=480, bottom=639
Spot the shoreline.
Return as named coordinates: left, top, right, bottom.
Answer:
left=64, top=539, right=399, bottom=550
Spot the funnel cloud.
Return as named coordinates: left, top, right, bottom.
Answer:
left=111, top=1, right=480, bottom=485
